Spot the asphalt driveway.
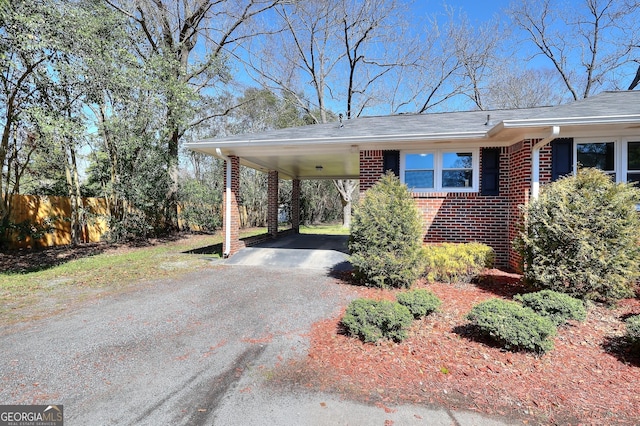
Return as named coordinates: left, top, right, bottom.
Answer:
left=0, top=262, right=513, bottom=425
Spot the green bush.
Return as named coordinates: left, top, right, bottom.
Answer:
left=349, top=173, right=424, bottom=288
left=341, top=298, right=414, bottom=343
left=397, top=289, right=441, bottom=318
left=466, top=298, right=557, bottom=353
left=626, top=315, right=640, bottom=346
left=422, top=242, right=495, bottom=283
left=514, top=290, right=587, bottom=326
left=515, top=168, right=640, bottom=303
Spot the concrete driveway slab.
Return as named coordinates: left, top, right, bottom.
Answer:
left=225, top=234, right=351, bottom=271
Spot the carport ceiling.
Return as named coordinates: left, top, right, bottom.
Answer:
left=239, top=149, right=360, bottom=180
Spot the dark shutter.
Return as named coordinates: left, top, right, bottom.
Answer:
left=383, top=150, right=400, bottom=176
left=551, top=138, right=573, bottom=181
left=481, top=147, right=500, bottom=196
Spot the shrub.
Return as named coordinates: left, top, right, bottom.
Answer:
left=422, top=242, right=495, bottom=283
left=515, top=168, right=640, bottom=303
left=626, top=315, right=640, bottom=346
left=466, top=298, right=557, bottom=353
left=397, top=289, right=441, bottom=318
left=341, top=298, right=414, bottom=343
left=514, top=290, right=587, bottom=326
left=349, top=172, right=424, bottom=288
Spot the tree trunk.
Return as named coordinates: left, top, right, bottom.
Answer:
left=342, top=197, right=351, bottom=229
left=334, top=179, right=357, bottom=228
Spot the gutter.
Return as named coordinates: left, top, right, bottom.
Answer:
left=531, top=126, right=560, bottom=199
left=215, top=148, right=232, bottom=258
left=185, top=131, right=489, bottom=150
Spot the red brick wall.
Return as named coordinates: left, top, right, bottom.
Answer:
left=359, top=145, right=535, bottom=270
left=505, top=140, right=533, bottom=270
left=359, top=150, right=384, bottom=194
left=415, top=192, right=511, bottom=266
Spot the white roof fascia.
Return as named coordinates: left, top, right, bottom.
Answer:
left=185, top=130, right=489, bottom=149
left=500, top=115, right=640, bottom=129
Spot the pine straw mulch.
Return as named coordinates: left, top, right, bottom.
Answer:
left=270, top=270, right=640, bottom=425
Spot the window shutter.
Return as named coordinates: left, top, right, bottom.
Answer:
left=551, top=138, right=573, bottom=181
left=383, top=150, right=400, bottom=176
left=481, top=147, right=500, bottom=196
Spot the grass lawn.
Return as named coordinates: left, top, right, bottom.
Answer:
left=0, top=230, right=261, bottom=323
left=300, top=223, right=350, bottom=235
left=0, top=225, right=346, bottom=323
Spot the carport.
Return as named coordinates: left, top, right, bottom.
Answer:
left=185, top=122, right=361, bottom=258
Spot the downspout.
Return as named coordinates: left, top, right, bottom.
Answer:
left=215, top=148, right=232, bottom=258
left=531, top=126, right=560, bottom=199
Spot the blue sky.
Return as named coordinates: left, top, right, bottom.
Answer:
left=418, top=0, right=513, bottom=22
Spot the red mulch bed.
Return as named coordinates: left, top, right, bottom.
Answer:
left=272, top=270, right=640, bottom=425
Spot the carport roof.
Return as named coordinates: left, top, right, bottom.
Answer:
left=185, top=91, right=640, bottom=180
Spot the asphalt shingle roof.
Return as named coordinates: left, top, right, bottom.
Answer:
left=192, top=91, right=640, bottom=145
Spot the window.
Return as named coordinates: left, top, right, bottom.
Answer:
left=404, top=153, right=434, bottom=189
left=442, top=152, right=473, bottom=188
left=572, top=138, right=640, bottom=185
left=627, top=141, right=640, bottom=184
left=401, top=149, right=478, bottom=192
left=576, top=142, right=616, bottom=180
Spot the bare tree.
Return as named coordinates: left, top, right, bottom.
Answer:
left=247, top=0, right=421, bottom=227
left=384, top=18, right=465, bottom=114
left=509, top=0, right=640, bottom=99
left=629, top=62, right=640, bottom=90
left=448, top=8, right=503, bottom=110
left=485, top=66, right=566, bottom=109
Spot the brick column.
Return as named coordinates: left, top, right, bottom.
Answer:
left=267, top=171, right=279, bottom=237
left=291, top=178, right=301, bottom=233
left=223, top=156, right=242, bottom=256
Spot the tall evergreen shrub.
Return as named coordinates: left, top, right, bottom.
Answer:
left=516, top=168, right=640, bottom=303
left=349, top=173, right=424, bottom=288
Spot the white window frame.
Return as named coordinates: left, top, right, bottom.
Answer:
left=574, top=137, right=640, bottom=184
left=574, top=139, right=618, bottom=180
left=400, top=148, right=479, bottom=192
left=624, top=139, right=640, bottom=184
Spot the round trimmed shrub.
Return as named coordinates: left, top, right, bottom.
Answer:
left=626, top=314, right=640, bottom=347
left=349, top=172, right=424, bottom=288
left=341, top=298, right=413, bottom=343
left=397, top=289, right=441, bottom=318
left=466, top=298, right=557, bottom=354
left=515, top=168, right=640, bottom=303
left=514, top=290, right=587, bottom=326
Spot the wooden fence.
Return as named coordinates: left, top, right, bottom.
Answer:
left=3, top=195, right=227, bottom=249
left=5, top=195, right=109, bottom=249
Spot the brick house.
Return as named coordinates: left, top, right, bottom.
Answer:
left=186, top=91, right=640, bottom=270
